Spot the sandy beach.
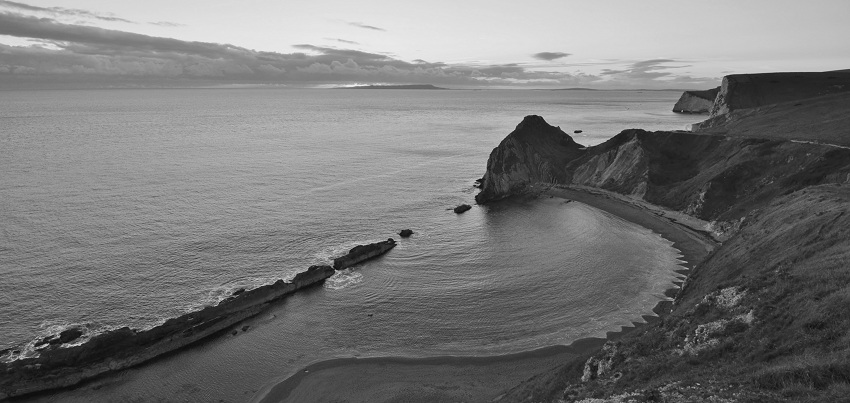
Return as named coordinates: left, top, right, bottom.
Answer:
left=255, top=188, right=717, bottom=403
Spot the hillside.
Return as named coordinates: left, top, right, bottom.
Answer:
left=476, top=74, right=850, bottom=402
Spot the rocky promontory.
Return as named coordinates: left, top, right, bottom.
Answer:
left=672, top=86, right=720, bottom=113
left=475, top=115, right=585, bottom=204
left=0, top=239, right=398, bottom=399
left=478, top=72, right=850, bottom=402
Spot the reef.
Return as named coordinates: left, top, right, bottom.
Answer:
left=477, top=72, right=850, bottom=402
left=0, top=240, right=396, bottom=400
left=332, top=238, right=397, bottom=270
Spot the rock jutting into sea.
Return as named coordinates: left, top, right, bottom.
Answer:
left=332, top=238, right=397, bottom=270
left=0, top=238, right=399, bottom=399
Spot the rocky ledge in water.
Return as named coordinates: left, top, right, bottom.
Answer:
left=0, top=239, right=398, bottom=399
left=333, top=238, right=397, bottom=270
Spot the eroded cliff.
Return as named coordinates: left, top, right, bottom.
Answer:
left=475, top=115, right=585, bottom=203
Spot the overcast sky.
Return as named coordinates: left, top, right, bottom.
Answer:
left=1, top=0, right=848, bottom=89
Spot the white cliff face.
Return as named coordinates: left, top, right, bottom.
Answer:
left=672, top=87, right=720, bottom=114
left=571, top=136, right=649, bottom=198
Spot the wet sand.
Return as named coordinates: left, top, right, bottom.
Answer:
left=254, top=188, right=718, bottom=403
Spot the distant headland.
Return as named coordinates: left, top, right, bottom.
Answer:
left=339, top=84, right=449, bottom=90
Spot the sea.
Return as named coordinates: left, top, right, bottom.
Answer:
left=0, top=88, right=704, bottom=402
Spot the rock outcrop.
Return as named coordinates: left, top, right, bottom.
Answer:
left=672, top=86, right=720, bottom=113
left=453, top=204, right=472, bottom=214
left=0, top=265, right=335, bottom=399
left=475, top=115, right=585, bottom=203
left=332, top=239, right=397, bottom=270
left=1, top=237, right=399, bottom=399
left=476, top=118, right=850, bottom=223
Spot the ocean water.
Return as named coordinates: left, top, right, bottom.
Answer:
left=0, top=88, right=702, bottom=402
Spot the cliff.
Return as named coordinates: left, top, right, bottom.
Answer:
left=479, top=74, right=850, bottom=402
left=474, top=115, right=585, bottom=203
left=692, top=72, right=850, bottom=146
left=672, top=87, right=720, bottom=113
left=477, top=118, right=850, bottom=223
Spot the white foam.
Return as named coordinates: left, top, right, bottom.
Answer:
left=324, top=270, right=363, bottom=290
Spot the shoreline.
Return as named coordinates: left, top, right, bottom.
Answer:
left=254, top=188, right=718, bottom=403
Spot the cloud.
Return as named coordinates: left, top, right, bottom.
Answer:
left=0, top=12, right=718, bottom=89
left=348, top=21, right=385, bottom=31
left=325, top=37, right=359, bottom=45
left=0, top=0, right=134, bottom=23
left=532, top=52, right=571, bottom=61
left=149, top=21, right=185, bottom=28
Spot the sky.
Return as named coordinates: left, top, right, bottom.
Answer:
left=1, top=0, right=849, bottom=89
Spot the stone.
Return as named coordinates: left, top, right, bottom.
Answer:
left=398, top=229, right=413, bottom=237
left=453, top=204, right=472, bottom=214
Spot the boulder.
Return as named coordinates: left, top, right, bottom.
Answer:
left=398, top=229, right=413, bottom=237
left=454, top=204, right=472, bottom=214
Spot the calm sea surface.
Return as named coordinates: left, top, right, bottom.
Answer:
left=0, top=88, right=702, bottom=402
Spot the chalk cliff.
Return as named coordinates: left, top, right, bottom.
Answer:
left=672, top=86, right=720, bottom=113
left=692, top=71, right=850, bottom=146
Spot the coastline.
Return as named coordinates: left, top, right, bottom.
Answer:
left=253, top=188, right=718, bottom=403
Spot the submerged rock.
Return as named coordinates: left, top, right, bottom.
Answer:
left=453, top=204, right=472, bottom=214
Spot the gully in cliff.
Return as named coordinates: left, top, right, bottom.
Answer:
left=0, top=239, right=397, bottom=400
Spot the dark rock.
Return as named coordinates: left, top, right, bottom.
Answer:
left=58, top=328, right=83, bottom=344
left=475, top=115, right=585, bottom=204
left=332, top=239, right=397, bottom=271
left=232, top=288, right=245, bottom=296
left=399, top=229, right=413, bottom=237
left=473, top=177, right=484, bottom=188
left=454, top=204, right=472, bottom=214
left=574, top=130, right=583, bottom=133
left=0, top=264, right=337, bottom=399
left=231, top=330, right=238, bottom=336
left=241, top=325, right=250, bottom=332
